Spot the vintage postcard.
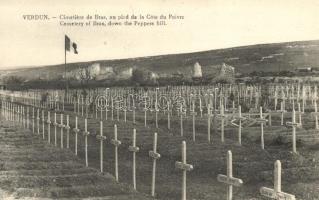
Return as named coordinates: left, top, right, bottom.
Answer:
left=0, top=0, right=318, bottom=199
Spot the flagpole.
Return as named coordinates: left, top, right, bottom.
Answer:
left=65, top=36, right=68, bottom=97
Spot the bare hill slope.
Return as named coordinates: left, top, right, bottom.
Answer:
left=2, top=40, right=319, bottom=81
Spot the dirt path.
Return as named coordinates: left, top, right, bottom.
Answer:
left=0, top=120, right=151, bottom=200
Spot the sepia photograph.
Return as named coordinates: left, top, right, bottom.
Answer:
left=0, top=0, right=319, bottom=199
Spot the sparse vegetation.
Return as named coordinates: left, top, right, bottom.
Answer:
left=3, top=76, right=26, bottom=90
left=1, top=40, right=319, bottom=89
left=131, top=68, right=158, bottom=86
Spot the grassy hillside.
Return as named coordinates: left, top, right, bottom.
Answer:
left=2, top=40, right=319, bottom=81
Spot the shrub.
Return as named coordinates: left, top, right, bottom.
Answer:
left=131, top=68, right=157, bottom=86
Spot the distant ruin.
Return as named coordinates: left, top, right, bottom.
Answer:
left=192, top=62, right=235, bottom=83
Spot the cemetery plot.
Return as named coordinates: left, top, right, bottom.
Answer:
left=0, top=121, right=150, bottom=199
left=1, top=84, right=319, bottom=199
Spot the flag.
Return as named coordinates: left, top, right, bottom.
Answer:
left=72, top=42, right=78, bottom=54
left=65, top=35, right=78, bottom=54
left=65, top=35, right=70, bottom=51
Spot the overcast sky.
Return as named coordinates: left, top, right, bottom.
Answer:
left=0, top=0, right=319, bottom=69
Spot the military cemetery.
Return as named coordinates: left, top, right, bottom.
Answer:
left=0, top=81, right=319, bottom=199
left=1, top=1, right=319, bottom=199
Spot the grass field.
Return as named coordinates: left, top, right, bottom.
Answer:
left=23, top=103, right=319, bottom=200
left=0, top=120, right=152, bottom=199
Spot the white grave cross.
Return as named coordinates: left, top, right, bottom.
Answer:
left=32, top=107, right=35, bottom=133
left=72, top=116, right=80, bottom=156
left=256, top=107, right=268, bottom=149
left=128, top=129, right=139, bottom=190
left=37, top=109, right=40, bottom=135
left=207, top=103, right=212, bottom=143
left=96, top=121, right=106, bottom=172
left=65, top=115, right=70, bottom=149
left=180, top=105, right=186, bottom=137
left=58, top=114, right=65, bottom=148
left=236, top=105, right=246, bottom=145
left=83, top=118, right=90, bottom=167
left=286, top=109, right=300, bottom=153
left=260, top=160, right=295, bottom=200
left=217, top=151, right=243, bottom=200
left=53, top=113, right=58, bottom=146
left=111, top=124, right=121, bottom=182
left=175, top=141, right=194, bottom=200
left=191, top=99, right=197, bottom=141
left=312, top=100, right=319, bottom=129
left=149, top=132, right=161, bottom=197
left=41, top=110, right=45, bottom=139
left=47, top=111, right=51, bottom=144
left=217, top=104, right=227, bottom=143
left=277, top=102, right=287, bottom=126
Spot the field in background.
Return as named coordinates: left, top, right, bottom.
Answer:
left=1, top=40, right=319, bottom=83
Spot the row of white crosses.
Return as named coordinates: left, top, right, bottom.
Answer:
left=2, top=85, right=250, bottom=111
left=228, top=102, right=301, bottom=153
left=93, top=93, right=138, bottom=124
left=1, top=84, right=318, bottom=122
left=123, top=119, right=289, bottom=200
left=28, top=105, right=193, bottom=199
left=312, top=100, right=319, bottom=130
left=21, top=104, right=117, bottom=183
left=91, top=90, right=235, bottom=146
left=132, top=87, right=235, bottom=119
left=271, top=83, right=319, bottom=113
left=0, top=95, right=73, bottom=151
left=179, top=95, right=232, bottom=144
left=0, top=90, right=306, bottom=177
left=91, top=88, right=228, bottom=121
left=174, top=140, right=295, bottom=200
left=6, top=91, right=228, bottom=138
left=95, top=92, right=163, bottom=129
left=79, top=83, right=316, bottom=118
left=0, top=100, right=298, bottom=200
left=3, top=102, right=13, bottom=125
left=33, top=110, right=73, bottom=150
left=258, top=105, right=301, bottom=153
left=95, top=122, right=161, bottom=196
left=1, top=101, right=19, bottom=125
left=4, top=91, right=280, bottom=151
